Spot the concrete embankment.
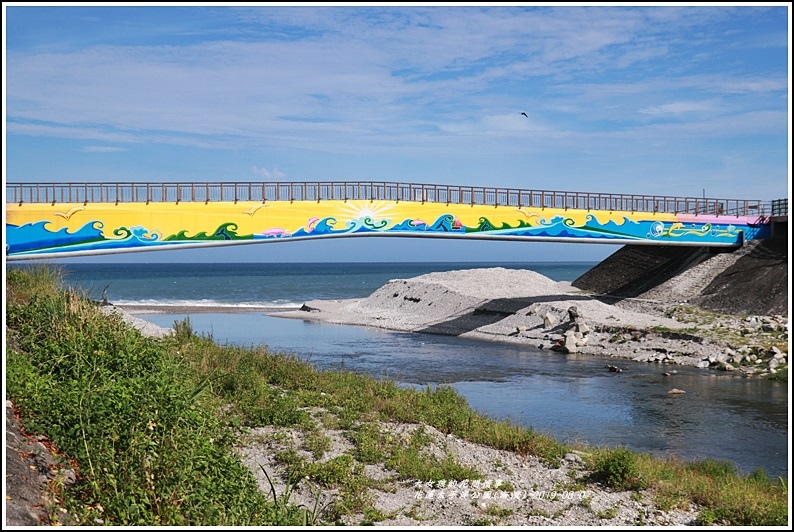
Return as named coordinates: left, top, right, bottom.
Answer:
left=572, top=239, right=788, bottom=316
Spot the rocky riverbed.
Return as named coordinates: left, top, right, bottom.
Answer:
left=3, top=301, right=706, bottom=527
left=235, top=265, right=786, bottom=525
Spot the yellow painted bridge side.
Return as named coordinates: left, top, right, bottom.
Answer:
left=5, top=198, right=769, bottom=260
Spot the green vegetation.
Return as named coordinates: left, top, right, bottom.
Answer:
left=765, top=367, right=788, bottom=383
left=584, top=450, right=789, bottom=526
left=669, top=305, right=788, bottom=354
left=595, top=505, right=619, bottom=520
left=5, top=265, right=789, bottom=526
left=350, top=423, right=482, bottom=484
left=591, top=447, right=645, bottom=491
left=6, top=265, right=306, bottom=525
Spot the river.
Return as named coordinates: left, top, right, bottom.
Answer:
left=51, top=261, right=790, bottom=478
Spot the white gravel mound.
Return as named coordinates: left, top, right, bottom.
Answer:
left=100, top=305, right=173, bottom=338
left=275, top=266, right=755, bottom=368
left=407, top=267, right=563, bottom=299
left=340, top=267, right=684, bottom=333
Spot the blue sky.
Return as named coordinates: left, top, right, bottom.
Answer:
left=3, top=3, right=791, bottom=263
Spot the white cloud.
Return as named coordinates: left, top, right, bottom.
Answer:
left=640, top=101, right=716, bottom=115
left=251, top=165, right=286, bottom=179
left=80, top=146, right=127, bottom=153
left=9, top=7, right=768, bottom=139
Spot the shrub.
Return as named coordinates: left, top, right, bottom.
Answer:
left=593, top=447, right=644, bottom=490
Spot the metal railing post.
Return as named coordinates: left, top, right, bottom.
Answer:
left=3, top=180, right=776, bottom=221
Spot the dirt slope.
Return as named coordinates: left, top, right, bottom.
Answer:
left=693, top=238, right=788, bottom=315
left=572, top=239, right=789, bottom=316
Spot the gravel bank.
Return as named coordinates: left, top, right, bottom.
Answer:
left=247, top=262, right=786, bottom=525
left=99, top=305, right=174, bottom=337
left=274, top=266, right=788, bottom=375
left=238, top=420, right=701, bottom=527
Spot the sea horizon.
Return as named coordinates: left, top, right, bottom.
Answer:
left=30, top=261, right=599, bottom=310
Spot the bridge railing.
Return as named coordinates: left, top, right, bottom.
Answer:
left=770, top=198, right=788, bottom=217
left=5, top=181, right=778, bottom=217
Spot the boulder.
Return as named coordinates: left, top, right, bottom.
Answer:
left=563, top=331, right=579, bottom=353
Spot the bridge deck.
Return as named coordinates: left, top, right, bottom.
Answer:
left=5, top=181, right=785, bottom=260
left=5, top=181, right=784, bottom=217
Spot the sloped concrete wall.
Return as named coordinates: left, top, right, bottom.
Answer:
left=693, top=239, right=788, bottom=315
left=572, top=240, right=788, bottom=315
left=571, top=245, right=715, bottom=298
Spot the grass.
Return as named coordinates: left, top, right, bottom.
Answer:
left=6, top=266, right=303, bottom=526
left=5, top=265, right=789, bottom=526
left=171, top=316, right=570, bottom=465
left=582, top=449, right=789, bottom=526
left=379, top=425, right=482, bottom=483
left=589, top=447, right=646, bottom=491
left=765, top=367, right=788, bottom=382
left=646, top=457, right=788, bottom=526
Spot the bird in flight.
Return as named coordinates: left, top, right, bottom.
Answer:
left=520, top=112, right=528, bottom=117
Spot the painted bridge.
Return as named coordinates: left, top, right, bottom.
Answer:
left=5, top=181, right=787, bottom=261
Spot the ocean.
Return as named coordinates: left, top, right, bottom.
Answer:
left=56, top=261, right=596, bottom=309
